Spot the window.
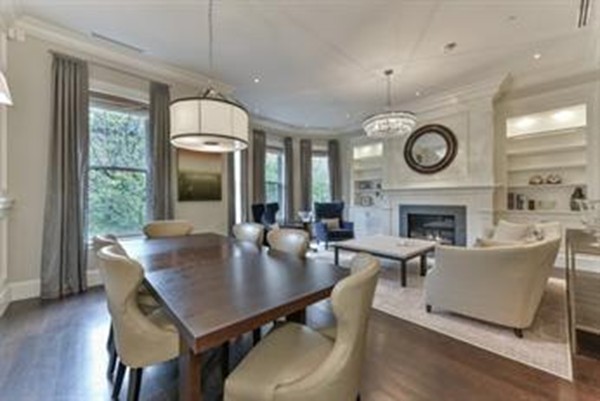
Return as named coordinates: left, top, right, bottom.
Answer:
left=312, top=152, right=331, bottom=204
left=265, top=148, right=285, bottom=218
left=88, top=94, right=150, bottom=238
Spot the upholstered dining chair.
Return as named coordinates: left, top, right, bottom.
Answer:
left=224, top=253, right=380, bottom=401
left=143, top=219, right=193, bottom=238
left=98, top=245, right=179, bottom=401
left=232, top=222, right=265, bottom=247
left=266, top=228, right=310, bottom=258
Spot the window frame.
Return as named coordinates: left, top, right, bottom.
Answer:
left=87, top=92, right=151, bottom=239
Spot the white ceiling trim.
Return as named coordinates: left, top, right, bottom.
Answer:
left=13, top=15, right=231, bottom=93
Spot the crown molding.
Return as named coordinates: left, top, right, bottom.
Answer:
left=251, top=114, right=343, bottom=138
left=13, top=15, right=232, bottom=93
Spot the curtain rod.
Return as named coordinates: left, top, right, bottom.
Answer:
left=48, top=49, right=173, bottom=87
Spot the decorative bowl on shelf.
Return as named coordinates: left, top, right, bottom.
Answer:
left=529, top=175, right=544, bottom=185
left=545, top=174, right=562, bottom=185
left=577, top=199, right=600, bottom=247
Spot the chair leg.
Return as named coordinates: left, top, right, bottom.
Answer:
left=356, top=394, right=361, bottom=401
left=426, top=304, right=432, bottom=313
left=112, top=362, right=126, bottom=399
left=221, top=341, right=230, bottom=378
left=253, top=327, right=261, bottom=345
left=126, top=368, right=143, bottom=401
left=514, top=328, right=524, bottom=339
left=107, top=345, right=117, bottom=379
left=106, top=324, right=114, bottom=351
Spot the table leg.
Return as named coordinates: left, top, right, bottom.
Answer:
left=287, top=308, right=307, bottom=324
left=400, top=260, right=407, bottom=287
left=334, top=247, right=339, bottom=265
left=179, top=336, right=202, bottom=401
left=420, top=254, right=428, bottom=276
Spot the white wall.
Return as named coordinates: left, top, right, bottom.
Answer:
left=4, top=34, right=229, bottom=302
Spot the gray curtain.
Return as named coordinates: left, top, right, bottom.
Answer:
left=328, top=139, right=342, bottom=201
left=284, top=137, right=294, bottom=222
left=41, top=53, right=89, bottom=299
left=299, top=138, right=312, bottom=211
left=252, top=130, right=266, bottom=204
left=241, top=149, right=250, bottom=221
left=149, top=81, right=173, bottom=219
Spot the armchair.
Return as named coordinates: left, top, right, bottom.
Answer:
left=314, top=202, right=354, bottom=249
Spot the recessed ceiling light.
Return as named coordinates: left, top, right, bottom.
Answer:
left=533, top=53, right=542, bottom=60
left=507, top=15, right=517, bottom=22
left=345, top=113, right=351, bottom=119
left=415, top=91, right=421, bottom=97
left=253, top=77, right=260, bottom=83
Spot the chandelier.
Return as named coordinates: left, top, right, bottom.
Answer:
left=169, top=0, right=249, bottom=153
left=362, top=69, right=417, bottom=138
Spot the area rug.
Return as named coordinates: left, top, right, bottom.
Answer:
left=310, top=250, right=573, bottom=380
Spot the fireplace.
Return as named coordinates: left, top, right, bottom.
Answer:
left=399, top=205, right=467, bottom=246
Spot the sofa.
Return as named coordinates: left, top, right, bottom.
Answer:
left=424, top=220, right=561, bottom=337
left=313, top=202, right=354, bottom=249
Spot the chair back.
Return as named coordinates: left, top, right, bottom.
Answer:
left=280, top=253, right=380, bottom=400
left=267, top=228, right=309, bottom=258
left=314, top=202, right=344, bottom=222
left=143, top=220, right=193, bottom=238
left=98, top=245, right=178, bottom=368
left=233, top=223, right=265, bottom=246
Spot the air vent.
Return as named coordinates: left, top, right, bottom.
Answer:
left=91, top=32, right=145, bottom=54
left=578, top=0, right=593, bottom=28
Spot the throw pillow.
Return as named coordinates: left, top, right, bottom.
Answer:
left=534, top=222, right=562, bottom=241
left=321, top=218, right=340, bottom=231
left=475, top=238, right=522, bottom=248
left=491, top=220, right=532, bottom=242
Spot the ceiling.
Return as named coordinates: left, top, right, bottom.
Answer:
left=15, top=0, right=599, bottom=132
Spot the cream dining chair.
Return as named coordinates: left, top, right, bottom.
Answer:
left=92, top=234, right=160, bottom=381
left=266, top=228, right=310, bottom=258
left=143, top=219, right=193, bottom=238
left=224, top=253, right=380, bottom=401
left=98, top=245, right=179, bottom=401
left=233, top=222, right=265, bottom=246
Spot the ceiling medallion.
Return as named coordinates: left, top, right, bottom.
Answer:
left=362, top=69, right=417, bottom=139
left=169, top=0, right=249, bottom=153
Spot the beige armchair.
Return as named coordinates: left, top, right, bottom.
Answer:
left=143, top=219, right=193, bottom=238
left=224, top=253, right=380, bottom=401
left=233, top=222, right=265, bottom=246
left=424, top=238, right=561, bottom=337
left=267, top=228, right=310, bottom=258
left=98, top=245, right=179, bottom=401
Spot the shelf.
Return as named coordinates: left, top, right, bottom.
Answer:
left=500, top=209, right=580, bottom=216
left=507, top=183, right=587, bottom=190
left=353, top=166, right=382, bottom=173
left=508, top=162, right=586, bottom=173
left=507, top=127, right=585, bottom=141
left=507, top=143, right=586, bottom=157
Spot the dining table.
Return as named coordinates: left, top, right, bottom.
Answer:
left=118, top=232, right=347, bottom=401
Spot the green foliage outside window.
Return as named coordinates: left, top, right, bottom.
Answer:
left=312, top=154, right=331, bottom=204
left=88, top=106, right=149, bottom=238
left=265, top=150, right=284, bottom=219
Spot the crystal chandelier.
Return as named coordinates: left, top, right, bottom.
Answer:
left=362, top=69, right=417, bottom=138
left=169, top=0, right=249, bottom=153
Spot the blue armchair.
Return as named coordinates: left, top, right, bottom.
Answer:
left=313, top=202, right=354, bottom=249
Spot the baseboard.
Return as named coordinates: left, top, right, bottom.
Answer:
left=0, top=284, right=10, bottom=317
left=0, top=270, right=104, bottom=316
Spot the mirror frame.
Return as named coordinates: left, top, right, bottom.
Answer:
left=403, top=124, right=458, bottom=174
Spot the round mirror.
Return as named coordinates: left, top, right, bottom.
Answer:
left=404, top=124, right=457, bottom=174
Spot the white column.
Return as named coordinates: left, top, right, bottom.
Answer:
left=0, top=31, right=11, bottom=316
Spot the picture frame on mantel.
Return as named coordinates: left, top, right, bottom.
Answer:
left=404, top=124, right=458, bottom=175
left=177, top=149, right=223, bottom=201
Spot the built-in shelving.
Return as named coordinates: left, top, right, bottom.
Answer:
left=507, top=161, right=586, bottom=173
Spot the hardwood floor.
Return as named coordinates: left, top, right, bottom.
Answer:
left=1, top=288, right=600, bottom=401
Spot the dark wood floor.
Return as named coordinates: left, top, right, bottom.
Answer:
left=1, top=288, right=600, bottom=401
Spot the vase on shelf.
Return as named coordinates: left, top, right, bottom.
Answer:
left=571, top=187, right=586, bottom=211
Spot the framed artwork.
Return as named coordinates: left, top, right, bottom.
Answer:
left=177, top=149, right=222, bottom=201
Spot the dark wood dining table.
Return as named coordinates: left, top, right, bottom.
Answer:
left=118, top=232, right=347, bottom=401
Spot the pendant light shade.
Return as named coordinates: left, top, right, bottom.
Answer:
left=170, top=94, right=249, bottom=153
